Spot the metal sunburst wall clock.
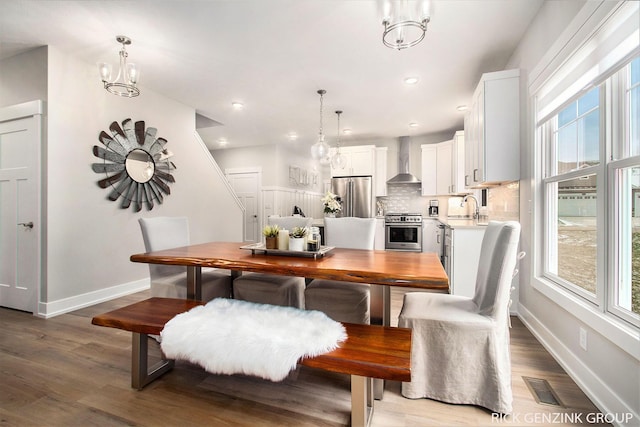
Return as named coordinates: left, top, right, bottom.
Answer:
left=92, top=118, right=176, bottom=212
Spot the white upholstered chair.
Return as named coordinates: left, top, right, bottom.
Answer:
left=231, top=216, right=310, bottom=308
left=304, top=217, right=376, bottom=324
left=138, top=217, right=232, bottom=301
left=398, top=221, right=522, bottom=414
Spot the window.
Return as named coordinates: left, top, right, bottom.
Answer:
left=539, top=57, right=640, bottom=327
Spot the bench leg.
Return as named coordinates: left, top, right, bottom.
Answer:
left=131, top=332, right=174, bottom=390
left=351, top=375, right=374, bottom=427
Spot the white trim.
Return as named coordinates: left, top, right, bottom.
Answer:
left=518, top=306, right=639, bottom=426
left=37, top=278, right=150, bottom=318
left=529, top=1, right=623, bottom=94
left=0, top=100, right=45, bottom=122
left=531, top=276, right=639, bottom=358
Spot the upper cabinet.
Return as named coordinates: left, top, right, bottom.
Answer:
left=374, top=147, right=387, bottom=197
left=464, top=69, right=520, bottom=188
left=330, top=145, right=375, bottom=177
left=421, top=130, right=466, bottom=196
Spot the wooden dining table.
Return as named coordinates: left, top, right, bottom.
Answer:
left=130, top=241, right=449, bottom=398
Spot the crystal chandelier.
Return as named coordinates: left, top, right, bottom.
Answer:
left=98, top=35, right=140, bottom=97
left=310, top=89, right=331, bottom=163
left=331, top=110, right=347, bottom=170
left=381, top=0, right=431, bottom=51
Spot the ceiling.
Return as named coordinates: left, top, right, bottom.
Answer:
left=0, top=0, right=543, bottom=151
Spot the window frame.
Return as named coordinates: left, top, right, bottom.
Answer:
left=538, top=57, right=640, bottom=329
left=540, top=86, right=607, bottom=308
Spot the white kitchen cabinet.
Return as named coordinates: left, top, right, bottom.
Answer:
left=374, top=147, right=387, bottom=196
left=436, top=140, right=452, bottom=195
left=450, top=130, right=466, bottom=194
left=421, top=144, right=437, bottom=196
left=443, top=225, right=485, bottom=297
left=464, top=69, right=520, bottom=188
left=422, top=219, right=443, bottom=260
left=330, top=145, right=375, bottom=177
left=421, top=135, right=466, bottom=196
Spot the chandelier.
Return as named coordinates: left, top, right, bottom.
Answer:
left=331, top=110, right=347, bottom=170
left=310, top=89, right=331, bottom=164
left=382, top=0, right=431, bottom=50
left=98, top=35, right=140, bottom=97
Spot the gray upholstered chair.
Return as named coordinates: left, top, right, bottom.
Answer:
left=138, top=217, right=232, bottom=301
left=304, top=217, right=376, bottom=324
left=398, top=221, right=522, bottom=414
left=231, top=216, right=310, bottom=308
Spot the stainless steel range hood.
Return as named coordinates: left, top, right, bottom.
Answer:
left=387, top=136, right=421, bottom=184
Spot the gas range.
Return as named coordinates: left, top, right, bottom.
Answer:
left=384, top=213, right=423, bottom=224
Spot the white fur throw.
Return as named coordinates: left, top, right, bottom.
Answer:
left=160, top=298, right=347, bottom=382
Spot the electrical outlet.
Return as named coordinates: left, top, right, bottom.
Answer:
left=579, top=327, right=588, bottom=351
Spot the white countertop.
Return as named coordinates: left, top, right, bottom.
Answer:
left=427, top=217, right=489, bottom=229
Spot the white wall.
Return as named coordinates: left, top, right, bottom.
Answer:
left=506, top=0, right=639, bottom=422
left=212, top=143, right=324, bottom=191
left=0, top=46, right=48, bottom=107
left=2, top=46, right=243, bottom=315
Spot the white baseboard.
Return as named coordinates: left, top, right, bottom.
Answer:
left=37, top=278, right=150, bottom=318
left=518, top=305, right=639, bottom=427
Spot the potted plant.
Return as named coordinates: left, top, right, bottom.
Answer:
left=262, top=225, right=280, bottom=249
left=288, top=226, right=308, bottom=251
left=321, top=191, right=342, bottom=218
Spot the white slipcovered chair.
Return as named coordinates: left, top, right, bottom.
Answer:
left=138, top=217, right=232, bottom=301
left=231, top=216, right=310, bottom=308
left=267, top=215, right=313, bottom=232
left=398, top=221, right=522, bottom=414
left=304, top=217, right=376, bottom=324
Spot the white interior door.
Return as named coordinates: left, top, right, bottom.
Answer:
left=0, top=103, right=42, bottom=313
left=226, top=170, right=260, bottom=242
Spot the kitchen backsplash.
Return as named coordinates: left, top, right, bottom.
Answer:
left=378, top=181, right=520, bottom=221
left=379, top=184, right=423, bottom=214
left=486, top=181, right=520, bottom=221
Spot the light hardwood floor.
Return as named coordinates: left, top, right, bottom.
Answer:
left=1, top=288, right=609, bottom=426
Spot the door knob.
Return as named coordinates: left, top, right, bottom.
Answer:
left=18, top=222, right=34, bottom=229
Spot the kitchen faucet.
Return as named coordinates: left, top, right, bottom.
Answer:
left=460, top=194, right=480, bottom=220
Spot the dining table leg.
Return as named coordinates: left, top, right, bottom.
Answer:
left=371, top=285, right=391, bottom=400
left=186, top=266, right=202, bottom=300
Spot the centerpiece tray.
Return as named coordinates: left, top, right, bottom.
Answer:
left=240, top=243, right=334, bottom=259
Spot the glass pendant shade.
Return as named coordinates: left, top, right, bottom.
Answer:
left=311, top=134, right=330, bottom=161
left=331, top=150, right=347, bottom=169
left=311, top=89, right=329, bottom=161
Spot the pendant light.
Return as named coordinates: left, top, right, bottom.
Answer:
left=310, top=89, right=331, bottom=163
left=98, top=35, right=140, bottom=97
left=381, top=0, right=431, bottom=51
left=331, top=110, right=347, bottom=170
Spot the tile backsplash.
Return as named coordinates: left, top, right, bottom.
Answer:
left=380, top=183, right=423, bottom=214
left=378, top=181, right=520, bottom=221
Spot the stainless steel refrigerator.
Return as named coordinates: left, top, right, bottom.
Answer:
left=330, top=175, right=373, bottom=218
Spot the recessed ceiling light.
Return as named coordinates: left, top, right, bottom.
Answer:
left=343, top=128, right=352, bottom=135
left=288, top=132, right=298, bottom=141
left=456, top=105, right=468, bottom=112
left=409, top=122, right=419, bottom=128
left=231, top=102, right=244, bottom=110
left=404, top=77, right=419, bottom=85
left=218, top=138, right=228, bottom=146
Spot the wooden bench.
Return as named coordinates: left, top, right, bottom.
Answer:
left=92, top=297, right=411, bottom=427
